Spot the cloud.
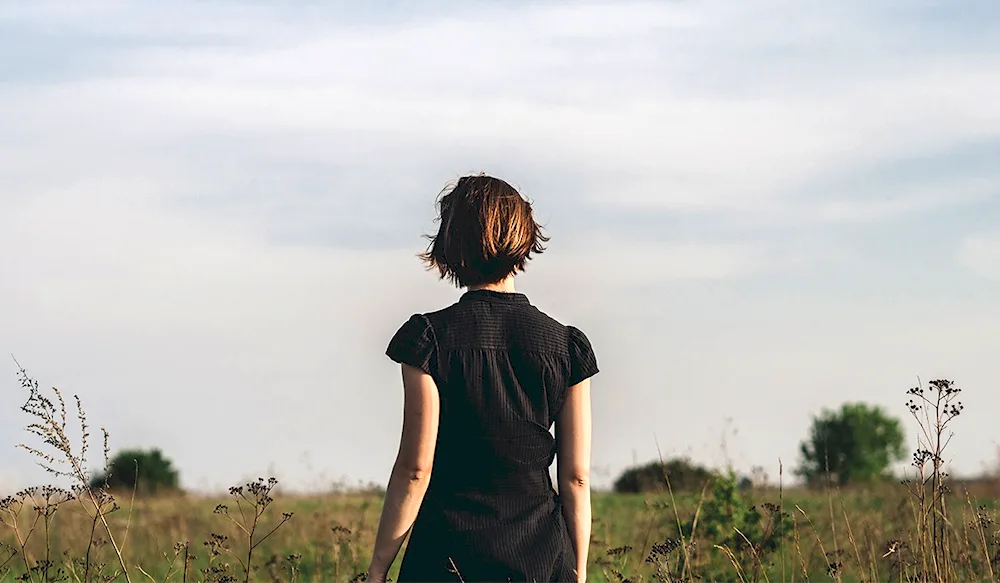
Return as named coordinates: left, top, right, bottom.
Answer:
left=530, top=242, right=767, bottom=287
left=958, top=233, right=1000, bottom=281
left=4, top=0, right=999, bottom=228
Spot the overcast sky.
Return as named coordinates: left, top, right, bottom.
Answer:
left=2, top=0, right=999, bottom=493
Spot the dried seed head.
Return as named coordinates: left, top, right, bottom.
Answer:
left=606, top=545, right=633, bottom=557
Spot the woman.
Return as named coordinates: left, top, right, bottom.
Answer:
left=366, top=174, right=598, bottom=583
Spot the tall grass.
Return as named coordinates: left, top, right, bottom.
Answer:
left=2, top=362, right=995, bottom=582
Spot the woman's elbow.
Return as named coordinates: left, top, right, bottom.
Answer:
left=560, top=469, right=590, bottom=489
left=408, top=467, right=433, bottom=483
left=395, top=461, right=433, bottom=483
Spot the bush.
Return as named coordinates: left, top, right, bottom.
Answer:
left=90, top=448, right=181, bottom=495
left=673, top=469, right=793, bottom=582
left=613, top=457, right=716, bottom=493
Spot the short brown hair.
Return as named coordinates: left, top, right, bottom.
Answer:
left=419, top=174, right=548, bottom=288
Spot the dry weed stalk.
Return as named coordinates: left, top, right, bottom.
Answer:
left=904, top=378, right=964, bottom=583
left=11, top=358, right=131, bottom=582
left=212, top=477, right=294, bottom=582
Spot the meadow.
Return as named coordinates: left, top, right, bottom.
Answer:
left=3, top=365, right=995, bottom=583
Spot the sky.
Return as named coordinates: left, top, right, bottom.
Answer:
left=1, top=0, right=999, bottom=494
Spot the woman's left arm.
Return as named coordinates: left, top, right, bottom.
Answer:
left=366, top=363, right=441, bottom=583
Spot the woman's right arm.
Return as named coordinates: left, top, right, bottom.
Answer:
left=556, top=377, right=592, bottom=583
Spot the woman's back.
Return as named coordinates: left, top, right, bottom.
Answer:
left=387, top=288, right=598, bottom=582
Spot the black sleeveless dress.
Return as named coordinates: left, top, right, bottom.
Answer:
left=385, top=289, right=599, bottom=583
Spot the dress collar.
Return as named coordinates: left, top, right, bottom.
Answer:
left=460, top=289, right=530, bottom=304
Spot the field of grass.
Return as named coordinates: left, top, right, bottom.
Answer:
left=5, top=477, right=1000, bottom=582
left=4, top=365, right=994, bottom=582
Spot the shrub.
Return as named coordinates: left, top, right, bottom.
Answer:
left=679, top=469, right=793, bottom=582
left=90, top=448, right=181, bottom=495
left=613, top=457, right=716, bottom=493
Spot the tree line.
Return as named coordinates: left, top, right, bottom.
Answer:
left=614, top=401, right=907, bottom=493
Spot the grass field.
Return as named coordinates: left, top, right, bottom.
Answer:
left=4, top=366, right=993, bottom=582
left=5, top=478, right=1000, bottom=582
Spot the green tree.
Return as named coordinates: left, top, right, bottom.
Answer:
left=796, top=402, right=906, bottom=486
left=90, top=448, right=180, bottom=495
left=613, top=457, right=716, bottom=493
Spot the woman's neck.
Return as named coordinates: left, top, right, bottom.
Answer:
left=468, top=275, right=516, bottom=293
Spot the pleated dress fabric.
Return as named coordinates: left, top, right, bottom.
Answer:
left=385, top=289, right=599, bottom=583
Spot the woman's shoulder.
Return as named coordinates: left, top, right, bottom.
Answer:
left=563, top=323, right=599, bottom=384
left=523, top=305, right=597, bottom=356
left=565, top=324, right=595, bottom=350
left=385, top=313, right=436, bottom=374
left=390, top=312, right=433, bottom=337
